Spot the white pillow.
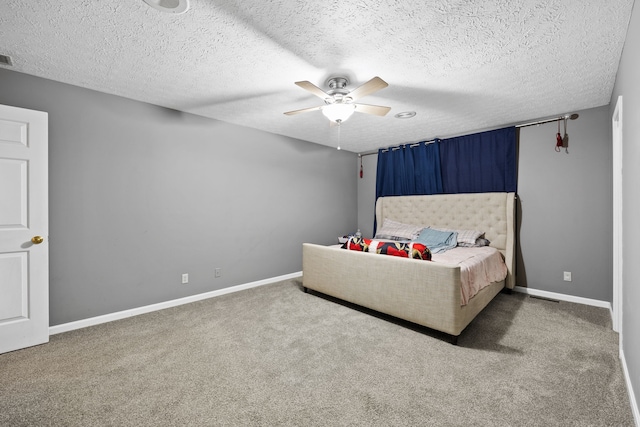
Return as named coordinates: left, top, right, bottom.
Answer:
left=374, top=219, right=423, bottom=241
left=432, top=227, right=484, bottom=245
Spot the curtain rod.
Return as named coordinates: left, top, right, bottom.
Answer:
left=358, top=112, right=579, bottom=157
left=358, top=151, right=381, bottom=157
left=358, top=139, right=436, bottom=157
left=515, top=113, right=579, bottom=129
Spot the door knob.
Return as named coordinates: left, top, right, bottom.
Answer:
left=31, top=236, right=44, bottom=245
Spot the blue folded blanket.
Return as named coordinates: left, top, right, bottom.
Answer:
left=413, top=228, right=457, bottom=254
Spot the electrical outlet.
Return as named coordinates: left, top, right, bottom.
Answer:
left=182, top=273, right=189, bottom=284
left=215, top=268, right=222, bottom=278
left=563, top=271, right=572, bottom=282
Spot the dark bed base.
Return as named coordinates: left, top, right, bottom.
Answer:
left=301, top=285, right=459, bottom=345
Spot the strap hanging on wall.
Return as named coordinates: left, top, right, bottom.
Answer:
left=555, top=117, right=570, bottom=153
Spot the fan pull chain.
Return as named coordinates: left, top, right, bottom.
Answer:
left=360, top=155, right=363, bottom=178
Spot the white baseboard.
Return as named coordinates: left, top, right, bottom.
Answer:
left=513, top=286, right=612, bottom=310
left=620, top=346, right=640, bottom=426
left=49, top=271, right=303, bottom=336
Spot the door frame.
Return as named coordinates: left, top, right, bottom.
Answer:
left=612, top=95, right=623, bottom=340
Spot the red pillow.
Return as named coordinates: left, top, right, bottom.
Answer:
left=342, top=237, right=431, bottom=261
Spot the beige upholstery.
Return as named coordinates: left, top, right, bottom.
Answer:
left=375, top=192, right=516, bottom=289
left=302, top=192, right=516, bottom=337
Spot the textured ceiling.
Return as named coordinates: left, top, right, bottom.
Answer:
left=0, top=0, right=634, bottom=153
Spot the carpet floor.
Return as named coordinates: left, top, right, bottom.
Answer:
left=0, top=279, right=634, bottom=426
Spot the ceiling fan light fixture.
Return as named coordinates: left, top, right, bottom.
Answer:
left=322, top=103, right=356, bottom=123
left=142, top=0, right=189, bottom=14
left=285, top=76, right=389, bottom=123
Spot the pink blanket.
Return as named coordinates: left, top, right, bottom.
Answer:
left=431, top=247, right=507, bottom=305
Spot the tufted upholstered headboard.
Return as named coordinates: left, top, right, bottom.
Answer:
left=375, top=192, right=516, bottom=288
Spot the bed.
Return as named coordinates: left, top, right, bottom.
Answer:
left=302, top=192, right=516, bottom=343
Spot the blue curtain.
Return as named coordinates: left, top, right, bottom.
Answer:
left=438, top=127, right=517, bottom=193
left=374, top=143, right=443, bottom=234
left=375, top=142, right=443, bottom=199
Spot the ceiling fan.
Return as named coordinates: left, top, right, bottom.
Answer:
left=284, top=76, right=391, bottom=124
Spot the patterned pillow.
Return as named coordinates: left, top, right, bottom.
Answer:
left=374, top=219, right=423, bottom=241
left=432, top=227, right=485, bottom=246
left=342, top=237, right=432, bottom=261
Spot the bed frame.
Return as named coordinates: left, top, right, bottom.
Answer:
left=302, top=192, right=516, bottom=343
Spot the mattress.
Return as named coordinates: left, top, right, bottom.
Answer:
left=431, top=246, right=507, bottom=305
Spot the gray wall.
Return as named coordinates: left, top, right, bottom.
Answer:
left=357, top=105, right=613, bottom=302
left=517, top=105, right=612, bottom=301
left=356, top=153, right=378, bottom=237
left=610, top=0, right=640, bottom=416
left=0, top=68, right=357, bottom=326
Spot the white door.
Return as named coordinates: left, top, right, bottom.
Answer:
left=0, top=104, right=49, bottom=354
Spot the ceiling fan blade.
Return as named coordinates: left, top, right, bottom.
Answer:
left=354, top=103, right=391, bottom=116
left=284, top=105, right=323, bottom=116
left=294, top=81, right=330, bottom=100
left=347, top=76, right=388, bottom=101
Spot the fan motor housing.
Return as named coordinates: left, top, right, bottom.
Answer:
left=326, top=77, right=350, bottom=97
